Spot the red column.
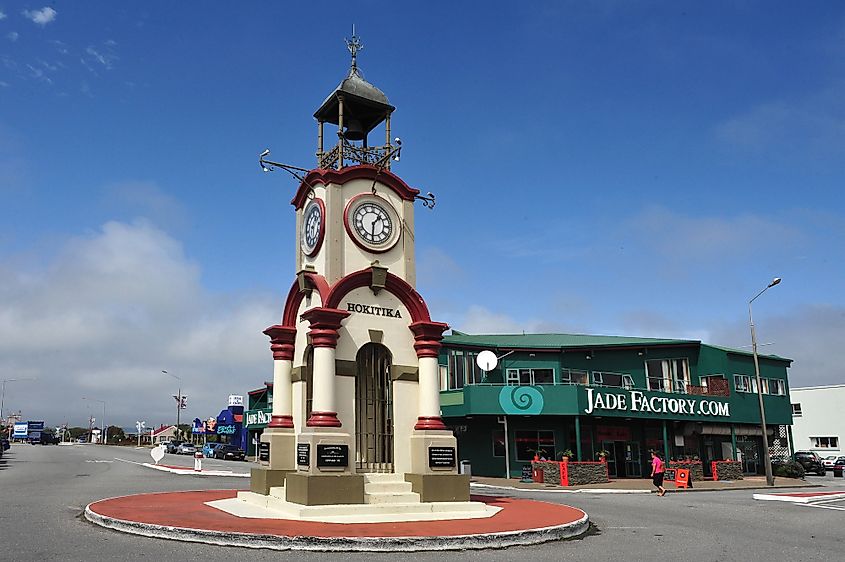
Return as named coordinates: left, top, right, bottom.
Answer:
left=301, top=307, right=350, bottom=428
left=263, top=324, right=296, bottom=429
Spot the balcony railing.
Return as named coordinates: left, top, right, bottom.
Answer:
left=318, top=142, right=393, bottom=170
left=444, top=379, right=731, bottom=397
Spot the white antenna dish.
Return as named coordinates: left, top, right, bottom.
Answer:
left=476, top=350, right=498, bottom=371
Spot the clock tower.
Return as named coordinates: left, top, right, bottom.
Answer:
left=253, top=34, right=467, bottom=506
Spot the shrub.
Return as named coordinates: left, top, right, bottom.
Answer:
left=773, top=460, right=805, bottom=479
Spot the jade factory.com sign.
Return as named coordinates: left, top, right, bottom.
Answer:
left=244, top=408, right=272, bottom=428
left=585, top=388, right=731, bottom=417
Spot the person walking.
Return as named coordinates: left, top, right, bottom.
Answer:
left=651, top=451, right=666, bottom=496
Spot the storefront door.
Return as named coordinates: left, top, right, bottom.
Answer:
left=355, top=343, right=393, bottom=473
left=625, top=442, right=642, bottom=477
left=736, top=436, right=760, bottom=475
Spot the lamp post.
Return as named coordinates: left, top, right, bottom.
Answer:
left=749, top=276, right=781, bottom=487
left=162, top=370, right=182, bottom=439
left=1, top=378, right=36, bottom=438
left=83, top=397, right=107, bottom=445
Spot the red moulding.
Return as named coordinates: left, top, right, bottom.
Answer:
left=87, top=490, right=586, bottom=539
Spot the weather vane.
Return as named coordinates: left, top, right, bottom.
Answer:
left=346, top=25, right=363, bottom=69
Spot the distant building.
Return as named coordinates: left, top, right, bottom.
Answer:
left=150, top=424, right=177, bottom=444
left=789, top=385, right=844, bottom=456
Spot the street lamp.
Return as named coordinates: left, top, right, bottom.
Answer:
left=82, top=397, right=107, bottom=445
left=749, top=276, right=781, bottom=487
left=162, top=370, right=183, bottom=438
left=1, top=378, right=36, bottom=438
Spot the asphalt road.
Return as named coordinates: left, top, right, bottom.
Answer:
left=1, top=443, right=843, bottom=561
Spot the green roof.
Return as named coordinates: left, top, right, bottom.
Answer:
left=443, top=331, right=792, bottom=362
left=443, top=332, right=698, bottom=349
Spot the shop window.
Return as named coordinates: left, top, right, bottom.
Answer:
left=515, top=430, right=555, bottom=461
left=492, top=430, right=505, bottom=457
left=561, top=369, right=588, bottom=385
left=646, top=358, right=690, bottom=393
left=506, top=368, right=556, bottom=386
left=592, top=371, right=632, bottom=389
left=812, top=436, right=839, bottom=449
left=792, top=403, right=802, bottom=416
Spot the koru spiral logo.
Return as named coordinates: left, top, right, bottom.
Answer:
left=498, top=386, right=545, bottom=415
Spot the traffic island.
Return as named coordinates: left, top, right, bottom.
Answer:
left=84, top=490, right=590, bottom=552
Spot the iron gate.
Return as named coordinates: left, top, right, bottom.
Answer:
left=355, top=343, right=393, bottom=472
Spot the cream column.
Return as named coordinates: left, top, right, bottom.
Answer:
left=301, top=307, right=350, bottom=427
left=263, top=325, right=297, bottom=428
left=410, top=321, right=449, bottom=430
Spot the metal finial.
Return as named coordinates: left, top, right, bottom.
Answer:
left=345, top=25, right=363, bottom=69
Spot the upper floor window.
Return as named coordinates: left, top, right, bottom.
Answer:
left=506, top=368, right=554, bottom=386
left=769, top=379, right=786, bottom=396
left=646, top=358, right=690, bottom=393
left=444, top=349, right=482, bottom=390
left=812, top=436, right=838, bottom=449
left=734, top=374, right=752, bottom=393
left=791, top=403, right=802, bottom=416
left=592, top=371, right=634, bottom=389
left=560, top=368, right=589, bottom=385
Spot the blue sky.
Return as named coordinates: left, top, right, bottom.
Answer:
left=1, top=2, right=843, bottom=428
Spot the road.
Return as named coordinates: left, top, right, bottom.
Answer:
left=1, top=444, right=843, bottom=561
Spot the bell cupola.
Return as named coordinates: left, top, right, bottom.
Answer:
left=314, top=32, right=397, bottom=170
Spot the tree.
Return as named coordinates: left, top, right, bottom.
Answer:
left=68, top=427, right=88, bottom=440
left=107, top=425, right=125, bottom=443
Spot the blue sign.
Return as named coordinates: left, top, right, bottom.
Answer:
left=13, top=423, right=28, bottom=437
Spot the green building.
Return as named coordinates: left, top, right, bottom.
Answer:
left=243, top=383, right=273, bottom=457
left=438, top=332, right=793, bottom=479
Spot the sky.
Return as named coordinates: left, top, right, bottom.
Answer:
left=1, top=2, right=843, bottom=430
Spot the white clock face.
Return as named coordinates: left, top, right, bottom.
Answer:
left=345, top=196, right=400, bottom=252
left=300, top=199, right=323, bottom=256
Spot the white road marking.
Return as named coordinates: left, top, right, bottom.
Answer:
left=114, top=457, right=144, bottom=465
left=85, top=460, right=113, bottom=463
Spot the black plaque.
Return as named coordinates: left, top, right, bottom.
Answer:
left=521, top=464, right=533, bottom=482
left=258, top=442, right=270, bottom=463
left=664, top=468, right=677, bottom=481
left=297, top=443, right=310, bottom=466
left=428, top=446, right=456, bottom=468
left=316, top=444, right=349, bottom=467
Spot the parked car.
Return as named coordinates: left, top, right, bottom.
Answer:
left=176, top=443, right=197, bottom=455
left=213, top=444, right=246, bottom=461
left=165, top=440, right=184, bottom=454
left=793, top=451, right=827, bottom=476
left=202, top=443, right=223, bottom=458
left=833, top=457, right=845, bottom=471
left=822, top=455, right=838, bottom=471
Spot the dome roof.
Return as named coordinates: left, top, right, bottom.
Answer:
left=314, top=65, right=395, bottom=133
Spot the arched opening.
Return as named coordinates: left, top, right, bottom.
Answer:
left=355, top=343, right=393, bottom=472
left=303, top=346, right=314, bottom=421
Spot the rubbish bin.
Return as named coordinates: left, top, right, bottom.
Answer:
left=532, top=466, right=544, bottom=483
left=460, top=460, right=471, bottom=476
left=833, top=465, right=843, bottom=478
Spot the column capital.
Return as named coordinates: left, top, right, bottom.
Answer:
left=301, top=307, right=350, bottom=348
left=263, top=324, right=297, bottom=361
left=409, top=321, right=449, bottom=358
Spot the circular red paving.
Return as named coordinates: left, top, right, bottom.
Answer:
left=85, top=490, right=589, bottom=551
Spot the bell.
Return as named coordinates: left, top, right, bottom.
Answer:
left=343, top=119, right=365, bottom=141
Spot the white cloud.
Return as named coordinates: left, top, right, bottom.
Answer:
left=444, top=304, right=573, bottom=335
left=0, top=220, right=280, bottom=429
left=85, top=45, right=117, bottom=70
left=6, top=31, right=18, bottom=42
left=0, top=10, right=6, bottom=20
left=22, top=7, right=57, bottom=26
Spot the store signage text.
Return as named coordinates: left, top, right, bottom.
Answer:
left=216, top=424, right=237, bottom=435
left=245, top=410, right=272, bottom=427
left=345, top=302, right=402, bottom=318
left=584, top=388, right=730, bottom=417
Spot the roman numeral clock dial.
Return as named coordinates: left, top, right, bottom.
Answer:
left=300, top=198, right=325, bottom=256
left=344, top=195, right=401, bottom=253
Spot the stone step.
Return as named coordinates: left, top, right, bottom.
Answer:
left=364, top=481, right=413, bottom=494
left=362, top=472, right=404, bottom=483
left=364, top=491, right=420, bottom=504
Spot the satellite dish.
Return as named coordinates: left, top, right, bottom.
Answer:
left=150, top=444, right=165, bottom=465
left=476, top=350, right=498, bottom=371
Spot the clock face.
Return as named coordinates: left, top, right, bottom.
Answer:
left=344, top=195, right=400, bottom=252
left=300, top=199, right=324, bottom=256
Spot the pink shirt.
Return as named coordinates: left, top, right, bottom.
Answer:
left=652, top=456, right=664, bottom=473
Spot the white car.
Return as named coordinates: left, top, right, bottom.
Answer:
left=822, top=455, right=838, bottom=470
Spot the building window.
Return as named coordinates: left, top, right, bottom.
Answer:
left=561, top=369, right=589, bottom=385
left=769, top=379, right=786, bottom=396
left=792, top=403, right=802, bottom=416
left=439, top=365, right=449, bottom=391
left=492, top=430, right=505, bottom=457
left=759, top=379, right=770, bottom=395
left=592, top=372, right=633, bottom=389
left=515, top=430, right=555, bottom=461
left=646, top=359, right=690, bottom=393
left=812, top=436, right=839, bottom=449
left=734, top=374, right=751, bottom=393
left=444, top=350, right=483, bottom=390
left=505, top=368, right=555, bottom=386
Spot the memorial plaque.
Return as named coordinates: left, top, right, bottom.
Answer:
left=316, top=444, right=348, bottom=467
left=258, top=442, right=270, bottom=463
left=297, top=443, right=310, bottom=466
left=521, top=464, right=533, bottom=482
left=428, top=446, right=456, bottom=468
